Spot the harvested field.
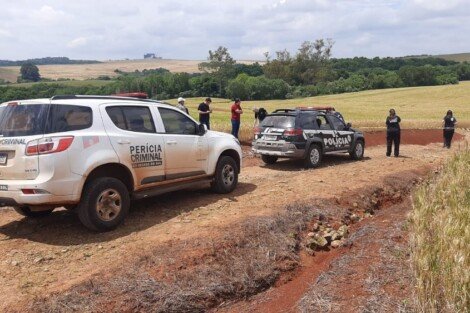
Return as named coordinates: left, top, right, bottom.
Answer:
left=0, top=59, right=260, bottom=82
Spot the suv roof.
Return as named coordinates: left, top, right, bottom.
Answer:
left=2, top=95, right=173, bottom=109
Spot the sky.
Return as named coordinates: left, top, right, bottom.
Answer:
left=0, top=0, right=470, bottom=61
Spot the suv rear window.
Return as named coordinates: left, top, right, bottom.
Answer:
left=260, top=115, right=296, bottom=128
left=0, top=104, right=93, bottom=137
left=0, top=104, right=48, bottom=137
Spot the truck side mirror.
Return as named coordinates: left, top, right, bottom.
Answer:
left=198, top=123, right=207, bottom=136
left=346, top=122, right=352, bottom=130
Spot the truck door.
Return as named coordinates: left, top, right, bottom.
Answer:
left=155, top=107, right=208, bottom=179
left=328, top=115, right=354, bottom=151
left=100, top=104, right=165, bottom=188
left=315, top=114, right=336, bottom=152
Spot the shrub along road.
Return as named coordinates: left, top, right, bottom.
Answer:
left=0, top=133, right=467, bottom=311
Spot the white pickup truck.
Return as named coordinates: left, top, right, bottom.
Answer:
left=0, top=95, right=242, bottom=231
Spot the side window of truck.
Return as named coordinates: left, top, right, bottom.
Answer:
left=46, top=105, right=93, bottom=133
left=106, top=106, right=156, bottom=133
left=158, top=108, right=197, bottom=135
left=329, top=115, right=346, bottom=131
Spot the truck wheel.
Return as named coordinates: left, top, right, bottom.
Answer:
left=261, top=155, right=278, bottom=164
left=305, top=145, right=322, bottom=168
left=14, top=206, right=53, bottom=218
left=350, top=140, right=364, bottom=160
left=78, top=177, right=130, bottom=232
left=211, top=156, right=238, bottom=194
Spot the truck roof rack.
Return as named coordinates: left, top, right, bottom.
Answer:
left=50, top=95, right=169, bottom=105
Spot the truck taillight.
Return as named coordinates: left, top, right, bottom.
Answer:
left=26, top=136, right=74, bottom=156
left=283, top=128, right=303, bottom=136
left=254, top=126, right=262, bottom=135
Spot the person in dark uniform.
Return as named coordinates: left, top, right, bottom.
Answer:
left=386, top=108, right=401, bottom=157
left=198, top=97, right=212, bottom=130
left=442, top=110, right=457, bottom=148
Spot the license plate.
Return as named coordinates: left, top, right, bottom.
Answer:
left=263, top=135, right=277, bottom=141
left=0, top=153, right=7, bottom=165
left=0, top=185, right=7, bottom=191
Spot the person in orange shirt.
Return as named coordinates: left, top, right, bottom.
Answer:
left=231, top=98, right=243, bottom=139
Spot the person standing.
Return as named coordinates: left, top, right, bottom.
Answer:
left=386, top=108, right=401, bottom=157
left=442, top=110, right=457, bottom=148
left=198, top=97, right=212, bottom=129
left=231, top=98, right=243, bottom=138
left=176, top=97, right=189, bottom=114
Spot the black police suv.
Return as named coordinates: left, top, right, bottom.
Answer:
left=252, top=107, right=365, bottom=168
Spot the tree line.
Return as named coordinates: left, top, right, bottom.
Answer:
left=0, top=57, right=100, bottom=66
left=1, top=41, right=470, bottom=102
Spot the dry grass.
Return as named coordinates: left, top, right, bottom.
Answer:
left=0, top=59, right=203, bottom=81
left=433, top=53, right=470, bottom=63
left=31, top=203, right=321, bottom=313
left=0, top=59, right=260, bottom=82
left=410, top=147, right=470, bottom=313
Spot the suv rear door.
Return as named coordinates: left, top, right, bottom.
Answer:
left=0, top=102, right=48, bottom=181
left=101, top=104, right=165, bottom=188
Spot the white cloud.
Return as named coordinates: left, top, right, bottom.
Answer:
left=0, top=0, right=469, bottom=60
left=32, top=5, right=68, bottom=23
left=0, top=28, right=12, bottom=38
left=412, top=0, right=464, bottom=11
left=67, top=37, right=88, bottom=48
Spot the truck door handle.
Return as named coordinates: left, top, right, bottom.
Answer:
left=166, top=140, right=177, bottom=145
left=117, top=139, right=131, bottom=144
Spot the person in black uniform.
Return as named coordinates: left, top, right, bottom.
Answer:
left=442, top=110, right=457, bottom=148
left=198, top=97, right=212, bottom=130
left=386, top=108, right=401, bottom=157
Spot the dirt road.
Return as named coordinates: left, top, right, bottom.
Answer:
left=0, top=134, right=466, bottom=311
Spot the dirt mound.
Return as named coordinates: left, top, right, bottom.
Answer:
left=364, top=129, right=463, bottom=147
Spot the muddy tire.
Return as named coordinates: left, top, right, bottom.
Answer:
left=305, top=144, right=322, bottom=168
left=14, top=206, right=53, bottom=218
left=211, top=156, right=238, bottom=194
left=261, top=155, right=278, bottom=164
left=350, top=140, right=364, bottom=160
left=77, top=177, right=130, bottom=232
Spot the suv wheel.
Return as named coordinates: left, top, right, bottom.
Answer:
left=211, top=156, right=238, bottom=194
left=305, top=145, right=322, bottom=168
left=350, top=140, right=364, bottom=160
left=14, top=206, right=53, bottom=218
left=78, top=177, right=130, bottom=232
left=261, top=155, right=278, bottom=164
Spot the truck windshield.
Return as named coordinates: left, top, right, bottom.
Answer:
left=260, top=115, right=296, bottom=128
left=0, top=104, right=49, bottom=137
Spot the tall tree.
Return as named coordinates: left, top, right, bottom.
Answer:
left=20, top=63, right=41, bottom=82
left=198, top=46, right=236, bottom=97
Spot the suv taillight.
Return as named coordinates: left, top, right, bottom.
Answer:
left=26, top=136, right=74, bottom=156
left=283, top=128, right=303, bottom=136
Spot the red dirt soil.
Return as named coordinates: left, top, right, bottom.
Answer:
left=364, top=129, right=464, bottom=147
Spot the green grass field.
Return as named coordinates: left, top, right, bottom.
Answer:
left=168, top=81, right=470, bottom=141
